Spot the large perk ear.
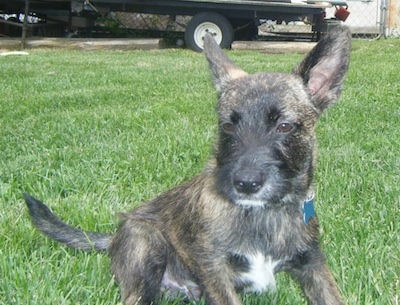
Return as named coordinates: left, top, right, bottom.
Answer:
left=293, top=26, right=351, bottom=113
left=203, top=34, right=248, bottom=92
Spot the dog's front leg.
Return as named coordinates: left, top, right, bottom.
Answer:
left=202, top=280, right=242, bottom=305
left=288, top=249, right=344, bottom=305
left=193, top=257, right=242, bottom=305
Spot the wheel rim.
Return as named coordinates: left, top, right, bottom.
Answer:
left=193, top=22, right=223, bottom=50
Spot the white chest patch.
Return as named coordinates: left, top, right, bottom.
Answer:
left=239, top=253, right=280, bottom=293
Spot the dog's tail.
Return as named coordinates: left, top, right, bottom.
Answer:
left=24, top=193, right=111, bottom=252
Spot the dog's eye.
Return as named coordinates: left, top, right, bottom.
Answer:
left=276, top=122, right=293, bottom=133
left=222, top=123, right=235, bottom=133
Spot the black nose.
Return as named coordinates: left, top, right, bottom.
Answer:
left=233, top=169, right=265, bottom=194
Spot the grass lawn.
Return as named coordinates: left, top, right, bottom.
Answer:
left=1, top=38, right=399, bottom=305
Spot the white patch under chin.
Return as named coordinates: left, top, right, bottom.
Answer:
left=239, top=253, right=280, bottom=293
left=236, top=199, right=266, bottom=208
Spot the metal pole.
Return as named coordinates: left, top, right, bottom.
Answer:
left=21, top=0, right=30, bottom=49
left=380, top=0, right=388, bottom=38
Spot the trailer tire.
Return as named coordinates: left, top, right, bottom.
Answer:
left=185, top=12, right=233, bottom=52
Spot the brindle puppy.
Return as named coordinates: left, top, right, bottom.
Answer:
left=25, top=26, right=351, bottom=305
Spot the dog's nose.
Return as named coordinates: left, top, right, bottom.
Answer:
left=233, top=170, right=264, bottom=194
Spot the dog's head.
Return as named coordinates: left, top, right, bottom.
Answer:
left=204, top=27, right=351, bottom=208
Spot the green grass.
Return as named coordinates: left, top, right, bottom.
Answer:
left=1, top=38, right=399, bottom=304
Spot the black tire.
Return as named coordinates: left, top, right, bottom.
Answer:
left=184, top=12, right=233, bottom=52
left=5, top=17, right=22, bottom=37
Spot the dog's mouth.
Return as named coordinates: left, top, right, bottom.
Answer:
left=233, top=195, right=284, bottom=209
left=230, top=183, right=285, bottom=208
left=235, top=199, right=268, bottom=208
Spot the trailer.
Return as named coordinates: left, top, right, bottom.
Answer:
left=0, top=0, right=339, bottom=51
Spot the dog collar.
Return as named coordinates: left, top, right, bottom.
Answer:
left=303, top=193, right=315, bottom=225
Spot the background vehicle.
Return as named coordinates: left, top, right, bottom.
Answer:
left=0, top=0, right=335, bottom=51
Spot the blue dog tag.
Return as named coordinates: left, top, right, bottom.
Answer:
left=303, top=198, right=315, bottom=225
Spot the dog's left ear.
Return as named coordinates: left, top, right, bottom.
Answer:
left=203, top=34, right=248, bottom=92
left=293, top=26, right=351, bottom=113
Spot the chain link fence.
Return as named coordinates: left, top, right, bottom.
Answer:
left=325, top=0, right=385, bottom=38
left=114, top=12, right=189, bottom=33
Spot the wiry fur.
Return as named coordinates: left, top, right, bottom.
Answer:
left=24, top=26, right=351, bottom=305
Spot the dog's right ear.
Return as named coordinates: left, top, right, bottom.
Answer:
left=203, top=34, right=247, bottom=92
left=293, top=26, right=351, bottom=113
